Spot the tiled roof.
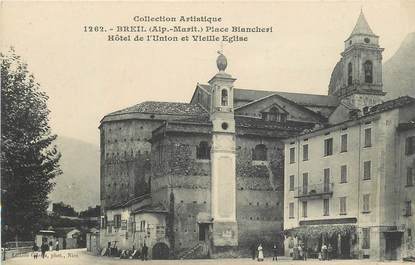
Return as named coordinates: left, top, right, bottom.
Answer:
left=173, top=114, right=211, bottom=124
left=107, top=101, right=207, bottom=116
left=235, top=89, right=339, bottom=107
left=131, top=204, right=167, bottom=214
left=369, top=96, right=415, bottom=115
left=198, top=84, right=339, bottom=107
left=235, top=116, right=314, bottom=131
left=397, top=120, right=415, bottom=131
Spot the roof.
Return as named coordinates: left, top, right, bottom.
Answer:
left=235, top=116, right=314, bottom=131
left=54, top=227, right=80, bottom=237
left=108, top=193, right=151, bottom=210
left=349, top=11, right=375, bottom=37
left=197, top=84, right=339, bottom=107
left=368, top=96, right=415, bottom=115
left=168, top=114, right=314, bottom=132
left=286, top=96, right=415, bottom=141
left=235, top=89, right=339, bottom=107
left=38, top=230, right=55, bottom=234
left=106, top=101, right=207, bottom=117
left=131, top=204, right=168, bottom=214
left=397, top=120, right=415, bottom=132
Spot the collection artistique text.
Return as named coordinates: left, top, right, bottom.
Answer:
left=133, top=16, right=222, bottom=24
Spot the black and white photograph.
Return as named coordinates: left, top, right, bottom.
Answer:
left=1, top=1, right=415, bottom=264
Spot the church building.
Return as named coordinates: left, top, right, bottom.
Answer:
left=98, top=52, right=336, bottom=258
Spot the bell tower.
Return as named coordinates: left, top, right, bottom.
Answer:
left=335, top=11, right=386, bottom=110
left=209, top=52, right=238, bottom=247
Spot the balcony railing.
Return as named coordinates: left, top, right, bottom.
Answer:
left=294, top=183, right=334, bottom=200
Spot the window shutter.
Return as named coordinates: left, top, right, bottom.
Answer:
left=406, top=137, right=411, bottom=155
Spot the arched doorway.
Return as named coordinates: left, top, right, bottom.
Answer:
left=152, top=242, right=169, bottom=260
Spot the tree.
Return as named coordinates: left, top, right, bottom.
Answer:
left=79, top=205, right=101, bottom=218
left=1, top=48, right=62, bottom=242
left=52, top=202, right=78, bottom=217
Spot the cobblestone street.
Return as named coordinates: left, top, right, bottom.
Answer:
left=4, top=249, right=403, bottom=265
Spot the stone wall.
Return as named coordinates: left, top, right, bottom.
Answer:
left=101, top=119, right=163, bottom=209
left=151, top=132, right=285, bottom=256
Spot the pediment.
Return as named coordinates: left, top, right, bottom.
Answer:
left=235, top=93, right=323, bottom=123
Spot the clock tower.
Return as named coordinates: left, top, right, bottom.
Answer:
left=334, top=10, right=386, bottom=110
left=209, top=52, right=238, bottom=248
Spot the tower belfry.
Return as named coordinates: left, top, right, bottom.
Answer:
left=335, top=10, right=386, bottom=110
left=209, top=52, right=238, bottom=248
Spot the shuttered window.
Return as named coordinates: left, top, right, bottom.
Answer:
left=340, top=197, right=347, bottom=215
left=341, top=134, right=348, bottom=152
left=363, top=161, right=371, bottom=180
left=363, top=194, right=370, bottom=213
left=290, top=147, right=295, bottom=164
left=289, top=203, right=294, bottom=218
left=364, top=128, right=372, bottom=147
left=362, top=228, right=370, bottom=249
left=407, top=167, right=414, bottom=186
left=340, top=165, right=347, bottom=183
left=323, top=199, right=329, bottom=216
left=289, top=175, right=295, bottom=191
left=303, top=144, right=309, bottom=161
left=302, top=201, right=308, bottom=217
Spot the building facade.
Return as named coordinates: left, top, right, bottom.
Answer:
left=283, top=11, right=415, bottom=261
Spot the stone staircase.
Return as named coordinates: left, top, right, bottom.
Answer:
left=179, top=243, right=208, bottom=259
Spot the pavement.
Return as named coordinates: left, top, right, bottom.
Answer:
left=3, top=248, right=404, bottom=265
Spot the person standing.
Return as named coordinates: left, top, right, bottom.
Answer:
left=327, top=244, right=333, bottom=260
left=41, top=242, right=48, bottom=258
left=272, top=244, right=278, bottom=261
left=32, top=243, right=39, bottom=259
left=257, top=243, right=264, bottom=262
left=141, top=243, right=148, bottom=261
left=55, top=240, right=59, bottom=251
left=298, top=244, right=303, bottom=260
left=321, top=243, right=328, bottom=261
left=251, top=243, right=257, bottom=260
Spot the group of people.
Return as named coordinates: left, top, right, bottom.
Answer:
left=319, top=243, right=334, bottom=261
left=251, top=243, right=279, bottom=262
left=106, top=242, right=148, bottom=260
left=32, top=240, right=59, bottom=259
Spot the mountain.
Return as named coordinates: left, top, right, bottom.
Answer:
left=383, top=32, right=415, bottom=99
left=49, top=136, right=100, bottom=211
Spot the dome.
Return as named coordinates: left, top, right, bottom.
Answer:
left=216, top=52, right=227, bottom=72
left=328, top=60, right=343, bottom=95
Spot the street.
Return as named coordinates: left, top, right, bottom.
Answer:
left=3, top=249, right=404, bottom=265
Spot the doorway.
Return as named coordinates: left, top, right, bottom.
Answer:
left=385, top=232, right=402, bottom=260
left=198, top=223, right=209, bottom=242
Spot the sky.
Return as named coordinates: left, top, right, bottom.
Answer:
left=1, top=0, right=415, bottom=145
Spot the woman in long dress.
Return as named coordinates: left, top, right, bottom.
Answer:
left=257, top=244, right=264, bottom=262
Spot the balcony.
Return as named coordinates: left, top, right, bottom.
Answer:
left=294, top=183, right=334, bottom=201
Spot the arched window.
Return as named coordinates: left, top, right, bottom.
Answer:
left=364, top=60, right=373, bottom=83
left=347, top=62, right=353, bottom=85
left=221, top=89, right=228, bottom=106
left=196, top=141, right=210, bottom=160
left=252, top=144, right=267, bottom=161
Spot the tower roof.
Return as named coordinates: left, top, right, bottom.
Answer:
left=349, top=10, right=375, bottom=37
